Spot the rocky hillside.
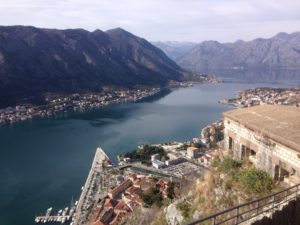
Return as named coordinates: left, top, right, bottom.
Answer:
left=0, top=26, right=183, bottom=107
left=176, top=32, right=300, bottom=71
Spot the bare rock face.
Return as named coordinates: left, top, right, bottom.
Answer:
left=164, top=201, right=184, bottom=225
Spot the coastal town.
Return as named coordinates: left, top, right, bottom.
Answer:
left=34, top=121, right=221, bottom=225
left=33, top=103, right=300, bottom=225
left=0, top=74, right=220, bottom=127
left=219, top=87, right=300, bottom=107
left=0, top=87, right=161, bottom=127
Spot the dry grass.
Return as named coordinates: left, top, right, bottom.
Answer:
left=121, top=207, right=161, bottom=225
left=150, top=212, right=168, bottom=225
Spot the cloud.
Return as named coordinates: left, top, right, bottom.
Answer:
left=0, top=0, right=299, bottom=42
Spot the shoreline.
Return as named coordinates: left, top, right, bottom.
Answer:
left=219, top=87, right=300, bottom=108
left=0, top=87, right=162, bottom=127
left=0, top=75, right=221, bottom=128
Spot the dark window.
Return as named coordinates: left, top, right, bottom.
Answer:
left=229, top=137, right=234, bottom=150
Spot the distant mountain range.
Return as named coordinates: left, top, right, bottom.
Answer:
left=153, top=32, right=300, bottom=71
left=0, top=26, right=183, bottom=107
left=151, top=41, right=197, bottom=61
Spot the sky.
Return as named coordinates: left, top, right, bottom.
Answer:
left=0, top=0, right=300, bottom=42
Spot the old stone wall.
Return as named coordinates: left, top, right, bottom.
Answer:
left=223, top=117, right=300, bottom=178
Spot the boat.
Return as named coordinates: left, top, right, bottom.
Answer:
left=62, top=207, right=68, bottom=216
left=34, top=217, right=40, bottom=223
left=46, top=207, right=53, bottom=216
left=57, top=209, right=63, bottom=215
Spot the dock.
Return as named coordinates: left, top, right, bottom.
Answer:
left=34, top=147, right=110, bottom=225
left=72, top=147, right=110, bottom=225
left=35, top=215, right=71, bottom=224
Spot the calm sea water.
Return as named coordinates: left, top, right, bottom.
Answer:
left=0, top=74, right=299, bottom=225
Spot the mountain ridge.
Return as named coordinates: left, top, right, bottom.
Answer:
left=175, top=31, right=300, bottom=71
left=0, top=26, right=183, bottom=107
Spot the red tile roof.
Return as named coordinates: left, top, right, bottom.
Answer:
left=125, top=186, right=140, bottom=195
left=93, top=220, right=105, bottom=225
left=104, top=198, right=118, bottom=208
left=109, top=179, right=132, bottom=195
left=114, top=200, right=132, bottom=213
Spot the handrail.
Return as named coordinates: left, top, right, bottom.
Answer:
left=186, top=183, right=300, bottom=225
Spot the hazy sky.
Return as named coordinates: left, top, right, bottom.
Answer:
left=0, top=0, right=300, bottom=42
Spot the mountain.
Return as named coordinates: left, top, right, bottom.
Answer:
left=0, top=26, right=183, bottom=107
left=176, top=32, right=300, bottom=71
left=152, top=41, right=197, bottom=61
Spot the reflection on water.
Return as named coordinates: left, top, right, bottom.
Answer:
left=201, top=68, right=300, bottom=85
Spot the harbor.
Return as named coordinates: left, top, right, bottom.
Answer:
left=34, top=203, right=76, bottom=224
left=34, top=147, right=110, bottom=225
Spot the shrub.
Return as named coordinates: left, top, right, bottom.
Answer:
left=236, top=167, right=273, bottom=195
left=176, top=200, right=195, bottom=221
left=141, top=186, right=163, bottom=207
left=219, top=157, right=241, bottom=172
left=123, top=144, right=168, bottom=165
left=210, top=157, right=221, bottom=168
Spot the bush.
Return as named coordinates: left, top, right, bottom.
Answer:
left=210, top=157, right=221, bottom=168
left=151, top=212, right=168, bottom=225
left=176, top=200, right=195, bottom=221
left=123, top=144, right=168, bottom=165
left=236, top=167, right=273, bottom=195
left=219, top=157, right=241, bottom=172
left=142, top=186, right=163, bottom=207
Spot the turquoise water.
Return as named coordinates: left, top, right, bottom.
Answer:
left=0, top=79, right=297, bottom=225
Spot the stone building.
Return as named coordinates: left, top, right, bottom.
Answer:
left=223, top=105, right=300, bottom=184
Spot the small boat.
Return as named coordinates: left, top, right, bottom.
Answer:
left=57, top=209, right=63, bottom=215
left=46, top=207, right=53, bottom=216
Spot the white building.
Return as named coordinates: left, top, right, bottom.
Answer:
left=187, top=146, right=200, bottom=159
left=151, top=153, right=160, bottom=162
left=152, top=160, right=165, bottom=169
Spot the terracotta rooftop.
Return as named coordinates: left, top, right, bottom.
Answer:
left=125, top=186, right=140, bottom=195
left=223, top=105, right=300, bottom=152
left=109, top=212, right=126, bottom=225
left=109, top=179, right=132, bottom=195
left=104, top=198, right=118, bottom=208
left=123, top=193, right=144, bottom=205
left=114, top=200, right=132, bottom=212
left=93, top=220, right=105, bottom=225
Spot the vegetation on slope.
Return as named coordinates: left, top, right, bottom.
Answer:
left=174, top=151, right=277, bottom=224
left=123, top=144, right=169, bottom=165
left=0, top=26, right=183, bottom=107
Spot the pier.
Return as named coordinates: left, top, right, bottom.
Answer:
left=35, top=215, right=71, bottom=224
left=34, top=147, right=109, bottom=225
left=72, top=147, right=110, bottom=225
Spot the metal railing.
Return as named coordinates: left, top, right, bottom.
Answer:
left=186, top=183, right=300, bottom=225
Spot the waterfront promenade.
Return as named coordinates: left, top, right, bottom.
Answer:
left=73, top=147, right=109, bottom=225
